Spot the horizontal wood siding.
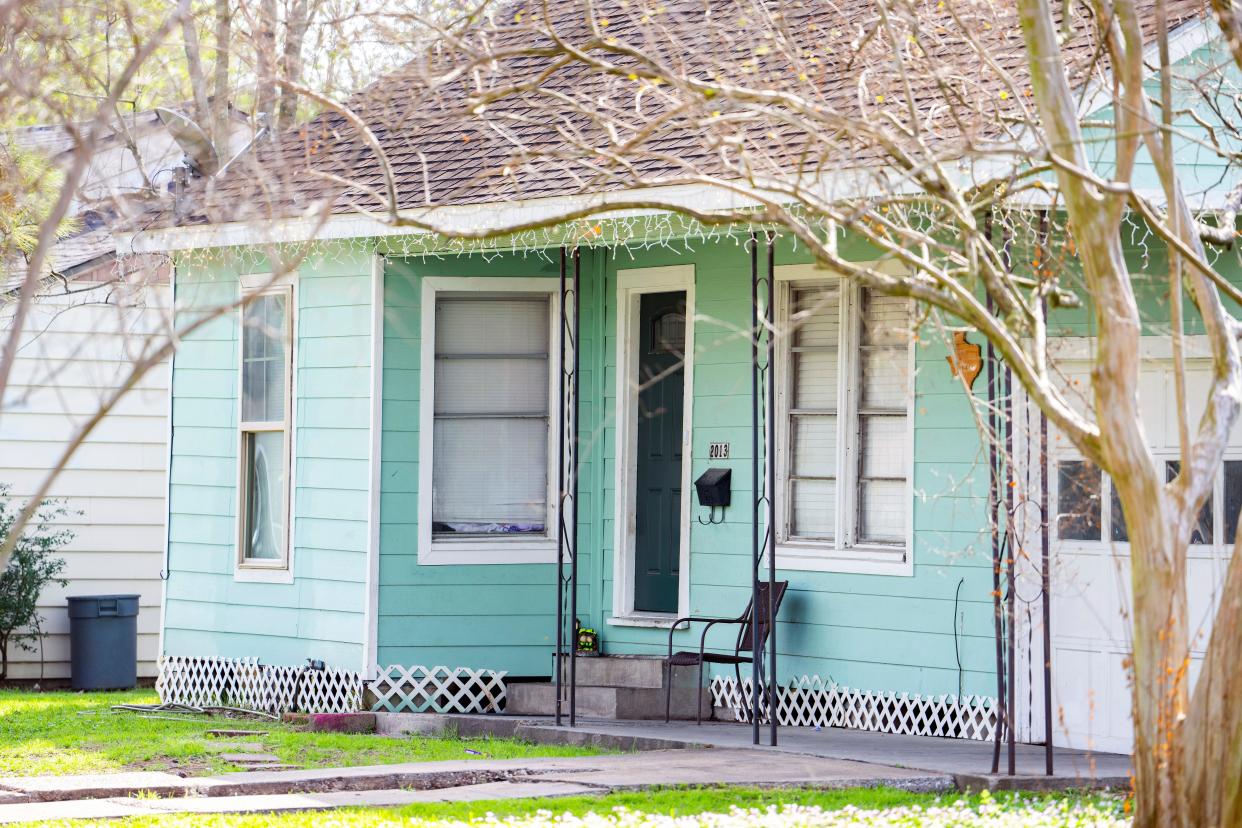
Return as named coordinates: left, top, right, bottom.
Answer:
left=161, top=251, right=373, bottom=670
left=377, top=253, right=603, bottom=677
left=590, top=238, right=998, bottom=698
left=0, top=286, right=170, bottom=680
left=374, top=240, right=997, bottom=697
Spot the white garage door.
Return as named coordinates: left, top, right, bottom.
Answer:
left=1045, top=351, right=1235, bottom=754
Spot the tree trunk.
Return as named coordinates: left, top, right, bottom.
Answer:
left=1114, top=480, right=1191, bottom=826
left=211, top=0, right=232, bottom=155
left=274, top=0, right=309, bottom=132
left=254, top=0, right=278, bottom=125
left=1181, top=531, right=1242, bottom=827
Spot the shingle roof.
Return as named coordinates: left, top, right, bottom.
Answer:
left=150, top=0, right=1207, bottom=233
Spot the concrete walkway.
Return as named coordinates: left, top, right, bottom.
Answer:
left=0, top=749, right=951, bottom=823
left=392, top=715, right=1133, bottom=791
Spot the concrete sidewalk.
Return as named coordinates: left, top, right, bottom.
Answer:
left=0, top=748, right=952, bottom=823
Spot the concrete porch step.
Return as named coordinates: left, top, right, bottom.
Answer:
left=555, top=655, right=700, bottom=689
left=506, top=682, right=713, bottom=720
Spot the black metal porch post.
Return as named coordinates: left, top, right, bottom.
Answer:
left=570, top=246, right=581, bottom=728
left=555, top=247, right=567, bottom=727
left=1001, top=225, right=1016, bottom=777
left=750, top=232, right=762, bottom=745
left=765, top=233, right=778, bottom=747
left=1039, top=210, right=1054, bottom=776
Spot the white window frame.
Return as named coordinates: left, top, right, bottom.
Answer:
left=417, top=276, right=560, bottom=565
left=235, top=272, right=296, bottom=581
left=773, top=263, right=914, bottom=576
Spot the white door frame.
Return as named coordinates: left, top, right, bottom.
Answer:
left=610, top=265, right=695, bottom=623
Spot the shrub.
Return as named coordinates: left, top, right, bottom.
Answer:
left=0, top=485, right=71, bottom=679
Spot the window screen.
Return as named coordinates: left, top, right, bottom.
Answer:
left=431, top=295, right=550, bottom=537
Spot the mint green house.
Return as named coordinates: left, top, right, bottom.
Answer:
left=131, top=2, right=1242, bottom=758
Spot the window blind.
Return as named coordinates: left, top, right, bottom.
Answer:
left=431, top=295, right=550, bottom=536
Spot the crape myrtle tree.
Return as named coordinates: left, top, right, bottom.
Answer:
left=241, top=0, right=1242, bottom=823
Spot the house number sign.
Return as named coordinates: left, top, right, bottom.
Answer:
left=708, top=442, right=730, bottom=460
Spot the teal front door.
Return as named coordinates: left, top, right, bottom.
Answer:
left=634, top=291, right=686, bottom=613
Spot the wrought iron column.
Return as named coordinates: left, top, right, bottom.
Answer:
left=1001, top=224, right=1017, bottom=777
left=555, top=246, right=581, bottom=727
left=750, top=233, right=762, bottom=745
left=1004, top=345, right=1016, bottom=776
left=1038, top=209, right=1054, bottom=776
left=570, top=247, right=581, bottom=727
left=555, top=247, right=567, bottom=727
left=750, top=231, right=777, bottom=746
left=984, top=214, right=1007, bottom=774
left=765, top=233, right=778, bottom=747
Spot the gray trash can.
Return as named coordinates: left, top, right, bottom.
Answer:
left=67, top=595, right=139, bottom=690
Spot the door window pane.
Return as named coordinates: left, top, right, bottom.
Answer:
left=1057, top=460, right=1102, bottom=541
left=1110, top=483, right=1128, bottom=543
left=1225, top=460, right=1242, bottom=544
left=1166, top=461, right=1213, bottom=545
left=243, top=430, right=285, bottom=559
left=432, top=295, right=550, bottom=537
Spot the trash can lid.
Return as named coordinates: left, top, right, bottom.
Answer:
left=66, top=594, right=140, bottom=618
left=67, top=594, right=141, bottom=602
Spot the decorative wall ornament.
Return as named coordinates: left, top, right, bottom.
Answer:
left=368, top=665, right=508, bottom=714
left=709, top=675, right=997, bottom=741
left=946, top=331, right=983, bottom=390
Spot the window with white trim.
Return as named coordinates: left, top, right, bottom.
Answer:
left=778, top=280, right=913, bottom=568
left=418, top=278, right=559, bottom=565
left=238, top=286, right=293, bottom=566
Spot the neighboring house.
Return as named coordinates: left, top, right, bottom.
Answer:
left=0, top=109, right=252, bottom=681
left=127, top=1, right=1234, bottom=752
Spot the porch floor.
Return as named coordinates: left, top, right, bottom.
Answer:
left=566, top=719, right=1126, bottom=784
left=431, top=715, right=1132, bottom=790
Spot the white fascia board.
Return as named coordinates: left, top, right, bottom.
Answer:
left=118, top=168, right=955, bottom=255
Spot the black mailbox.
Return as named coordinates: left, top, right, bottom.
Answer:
left=695, top=467, right=732, bottom=507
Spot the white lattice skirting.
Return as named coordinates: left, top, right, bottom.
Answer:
left=157, top=656, right=364, bottom=714
left=369, top=665, right=508, bottom=714
left=710, top=675, right=997, bottom=741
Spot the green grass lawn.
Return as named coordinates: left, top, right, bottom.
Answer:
left=0, top=689, right=602, bottom=777
left=21, top=787, right=1131, bottom=827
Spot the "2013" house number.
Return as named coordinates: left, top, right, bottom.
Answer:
left=708, top=442, right=730, bottom=460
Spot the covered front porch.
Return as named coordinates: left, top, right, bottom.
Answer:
left=376, top=225, right=1061, bottom=777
